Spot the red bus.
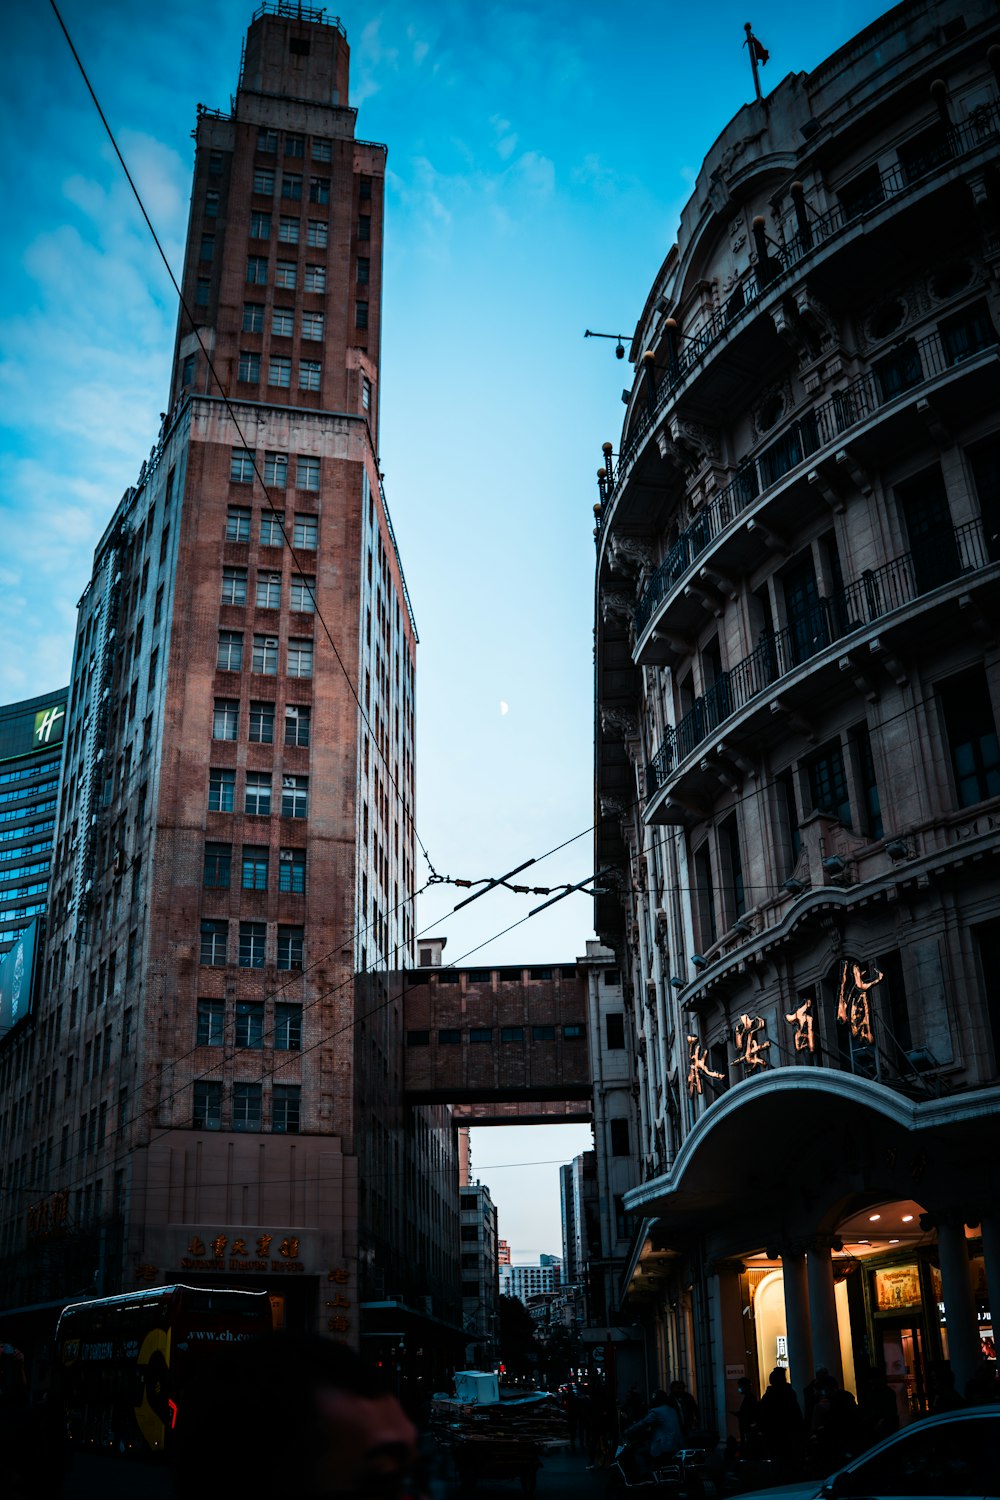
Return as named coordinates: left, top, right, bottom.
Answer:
left=56, top=1283, right=274, bottom=1456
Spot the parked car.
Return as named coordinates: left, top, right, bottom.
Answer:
left=745, top=1405, right=1000, bottom=1499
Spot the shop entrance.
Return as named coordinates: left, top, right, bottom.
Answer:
left=880, top=1322, right=927, bottom=1419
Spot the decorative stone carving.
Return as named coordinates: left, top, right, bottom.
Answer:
left=600, top=708, right=639, bottom=743
left=667, top=415, right=720, bottom=467
left=608, top=534, right=655, bottom=584
left=600, top=590, right=634, bottom=628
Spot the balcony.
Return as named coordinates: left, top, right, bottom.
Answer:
left=645, top=517, right=997, bottom=803
left=634, top=316, right=998, bottom=649
left=609, top=99, right=1000, bottom=509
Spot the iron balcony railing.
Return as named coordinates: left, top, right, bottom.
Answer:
left=609, top=99, right=1000, bottom=506
left=634, top=316, right=998, bottom=638
left=645, top=518, right=996, bottom=799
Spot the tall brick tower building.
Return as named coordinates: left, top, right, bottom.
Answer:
left=0, top=4, right=435, bottom=1352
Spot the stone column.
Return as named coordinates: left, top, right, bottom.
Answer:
left=936, top=1213, right=980, bottom=1397
left=806, top=1240, right=844, bottom=1386
left=781, top=1249, right=814, bottom=1397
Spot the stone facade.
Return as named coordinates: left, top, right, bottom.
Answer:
left=596, top=0, right=1000, bottom=1432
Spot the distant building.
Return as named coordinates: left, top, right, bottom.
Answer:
left=500, top=1258, right=563, bottom=1301
left=498, top=1238, right=511, bottom=1266
left=0, top=689, right=67, bottom=954
left=459, top=1180, right=500, bottom=1363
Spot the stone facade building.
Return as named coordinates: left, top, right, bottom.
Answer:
left=0, top=4, right=448, bottom=1355
left=595, top=0, right=1000, bottom=1434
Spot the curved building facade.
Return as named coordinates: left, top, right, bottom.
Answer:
left=595, top=0, right=1000, bottom=1433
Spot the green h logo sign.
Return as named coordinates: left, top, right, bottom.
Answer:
left=33, top=705, right=65, bottom=746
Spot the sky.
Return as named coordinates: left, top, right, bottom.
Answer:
left=0, top=0, right=891, bottom=1261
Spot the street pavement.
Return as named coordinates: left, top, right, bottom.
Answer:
left=58, top=1440, right=608, bottom=1500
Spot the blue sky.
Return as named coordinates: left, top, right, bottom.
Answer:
left=0, top=0, right=891, bottom=1259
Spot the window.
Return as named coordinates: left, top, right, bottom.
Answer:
left=204, top=191, right=220, bottom=219
left=294, top=514, right=318, bottom=548
left=302, top=311, right=325, bottom=341
left=407, top=1029, right=430, bottom=1046
left=193, top=1080, right=222, bottom=1129
left=209, top=149, right=224, bottom=174
left=238, top=350, right=261, bottom=383
left=355, top=301, right=369, bottom=330
left=439, top=1028, right=462, bottom=1044
left=357, top=215, right=371, bottom=241
left=694, top=841, right=718, bottom=949
left=275, top=260, right=297, bottom=289
left=720, top=814, right=746, bottom=922
left=939, top=669, right=1000, bottom=808
left=531, top=1025, right=556, bottom=1041
left=940, top=300, right=996, bottom=366
left=272, top=308, right=295, bottom=338
left=246, top=256, right=268, bottom=285
left=217, top=631, right=243, bottom=671
left=287, top=639, right=313, bottom=678
left=285, top=133, right=305, bottom=158
left=263, top=453, right=288, bottom=491
left=226, top=506, right=251, bottom=542
left=245, top=772, right=272, bottom=816
left=874, top=340, right=922, bottom=402
left=470, top=1028, right=492, bottom=1043
left=296, top=457, right=320, bottom=491
left=300, top=361, right=322, bottom=392
left=213, top=699, right=239, bottom=740
left=257, top=128, right=278, bottom=153
left=233, top=1082, right=262, bottom=1131
left=208, top=769, right=236, bottom=813
left=195, top=277, right=210, bottom=305
left=253, top=166, right=275, bottom=193
left=806, top=740, right=851, bottom=827
left=362, top=377, right=371, bottom=411
left=242, top=302, right=265, bottom=333
left=200, top=234, right=215, bottom=260
left=249, top=210, right=271, bottom=239
left=260, top=512, right=284, bottom=547
left=851, top=723, right=884, bottom=839
left=312, top=136, right=332, bottom=162
left=278, top=216, right=300, bottom=243
left=203, top=842, right=231, bottom=889
left=281, top=775, right=308, bottom=818
left=310, top=176, right=330, bottom=204
left=249, top=701, right=275, bottom=743
left=182, top=354, right=195, bottom=386
left=605, top=1013, right=626, bottom=1049
left=357, top=257, right=370, bottom=285
left=242, top=846, right=269, bottom=890
left=282, top=173, right=303, bottom=200
left=610, top=1118, right=630, bottom=1156
left=197, top=999, right=225, bottom=1047
left=252, top=636, right=278, bottom=674
left=238, top=923, right=266, bottom=969
left=290, top=577, right=315, bottom=612
left=233, top=1002, right=265, bottom=1052
left=256, top=573, right=282, bottom=609
left=277, top=925, right=304, bottom=970
left=838, top=165, right=884, bottom=221
left=230, top=448, right=256, bottom=483
left=221, top=567, right=247, bottom=606
left=359, top=176, right=372, bottom=201
left=275, top=1002, right=303, bottom=1050
left=272, top=1084, right=301, bottom=1134
left=501, top=1026, right=524, bottom=1042
left=564, top=1023, right=585, bottom=1039
left=279, top=848, right=306, bottom=893
left=200, top=920, right=227, bottom=966
left=269, top=354, right=292, bottom=388
left=304, top=264, right=326, bottom=293
left=307, top=220, right=328, bottom=248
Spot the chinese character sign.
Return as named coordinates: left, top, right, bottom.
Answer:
left=837, top=960, right=882, bottom=1045
left=733, top=1014, right=770, bottom=1071
left=785, top=997, right=816, bottom=1054
left=686, top=1035, right=724, bottom=1096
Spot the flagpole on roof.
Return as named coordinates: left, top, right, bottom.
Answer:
left=744, top=21, right=769, bottom=103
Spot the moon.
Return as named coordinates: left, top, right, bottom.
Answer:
left=500, top=701, right=509, bottom=716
